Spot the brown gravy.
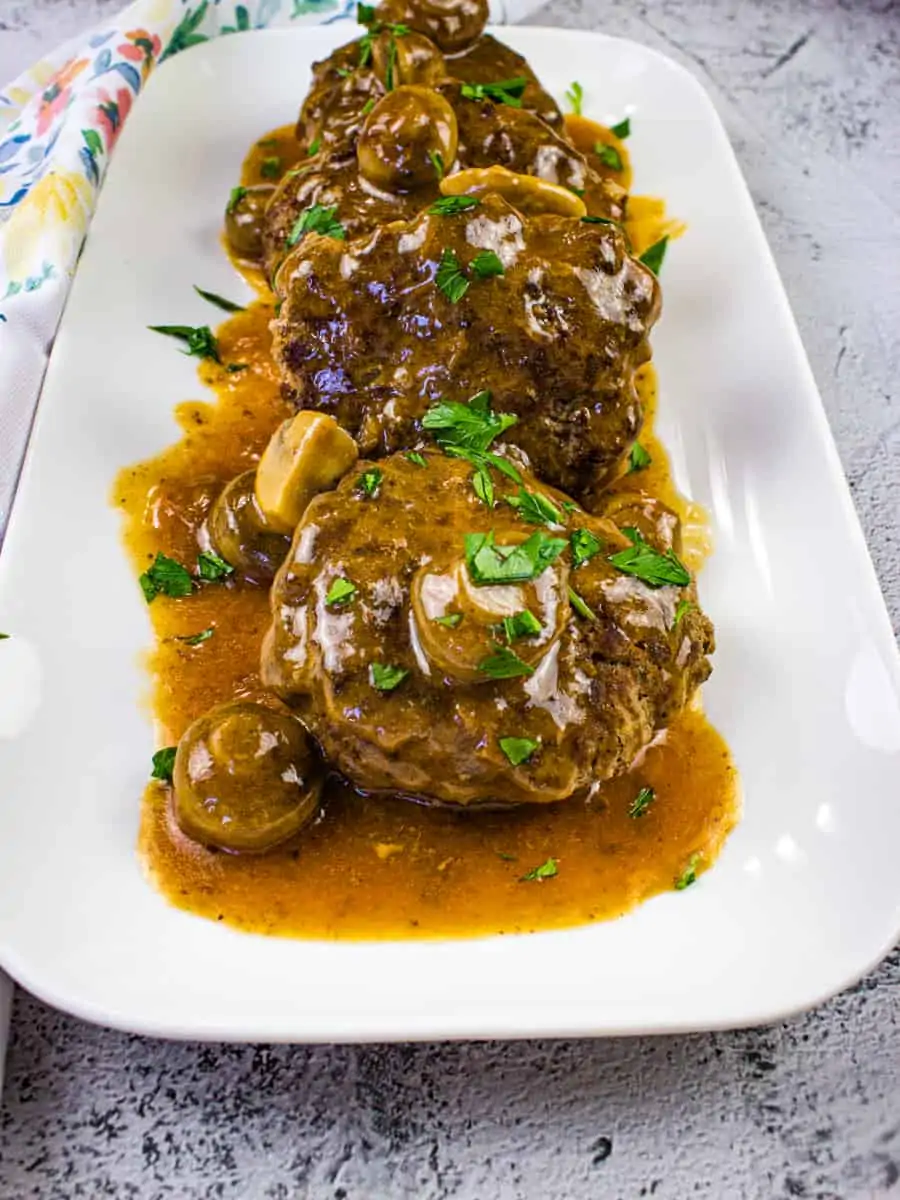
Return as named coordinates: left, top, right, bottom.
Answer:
left=113, top=118, right=738, bottom=941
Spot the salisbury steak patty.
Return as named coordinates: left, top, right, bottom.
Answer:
left=271, top=194, right=660, bottom=497
left=261, top=451, right=713, bottom=807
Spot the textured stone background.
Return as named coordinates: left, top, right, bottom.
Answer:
left=0, top=1, right=899, bottom=1197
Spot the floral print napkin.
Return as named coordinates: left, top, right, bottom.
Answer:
left=0, top=0, right=537, bottom=538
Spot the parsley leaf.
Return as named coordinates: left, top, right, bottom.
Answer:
left=595, top=142, right=623, bottom=171
left=326, top=577, right=357, bottom=606
left=567, top=587, right=596, bottom=621
left=422, top=392, right=517, bottom=453
left=477, top=643, right=534, bottom=680
left=151, top=746, right=177, bottom=783
left=629, top=786, right=655, bottom=818
left=506, top=486, right=562, bottom=527
left=570, top=528, right=602, bottom=568
left=356, top=467, right=382, bottom=497
left=565, top=80, right=584, bottom=115
left=0, top=633, right=9, bottom=640
left=675, top=853, right=701, bottom=890
left=460, top=77, right=528, bottom=107
left=172, top=627, right=214, bottom=646
left=260, top=155, right=282, bottom=179
left=673, top=598, right=694, bottom=628
left=197, top=551, right=234, bottom=581
left=428, top=149, right=445, bottom=179
left=287, top=204, right=346, bottom=247
left=226, top=186, right=246, bottom=215
left=307, top=136, right=322, bottom=156
left=361, top=96, right=376, bottom=116
left=149, top=324, right=220, bottom=363
left=139, top=553, right=194, bottom=603
left=581, top=215, right=617, bottom=226
left=640, top=237, right=668, bottom=276
left=610, top=117, right=631, bottom=139
left=520, top=857, right=558, bottom=882
left=501, top=609, right=542, bottom=642
left=436, top=247, right=469, bottom=303
left=470, top=249, right=505, bottom=279
left=193, top=285, right=244, bottom=314
left=370, top=662, right=409, bottom=691
left=628, top=442, right=651, bottom=472
left=465, top=530, right=567, bottom=585
left=499, top=736, right=539, bottom=766
left=405, top=451, right=428, bottom=468
left=434, top=612, right=463, bottom=628
left=608, top=529, right=690, bottom=588
left=357, top=1, right=376, bottom=22
left=428, top=194, right=480, bottom=216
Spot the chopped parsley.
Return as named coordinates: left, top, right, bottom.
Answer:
left=581, top=215, right=617, bottom=226
left=361, top=96, right=376, bottom=116
left=675, top=853, right=701, bottom=890
left=148, top=324, right=220, bottom=363
left=151, top=747, right=177, bottom=784
left=435, top=247, right=469, bottom=303
left=610, top=116, right=631, bottom=139
left=506, top=486, right=562, bottom=527
left=501, top=609, right=542, bottom=642
left=570, top=528, right=603, bottom=568
left=628, top=442, right=651, bottom=472
left=227, top=362, right=248, bottom=373
left=196, top=551, right=234, bottom=582
left=460, top=77, right=528, bottom=107
left=477, top=643, right=534, bottom=680
left=193, top=285, right=244, bottom=314
left=405, top=451, right=428, bottom=468
left=286, top=204, right=346, bottom=247
left=565, top=80, right=584, bottom=115
left=640, top=237, right=668, bottom=276
left=470, top=250, right=505, bottom=279
left=465, top=530, right=567, bottom=586
left=520, top=857, right=558, bottom=882
left=497, top=852, right=517, bottom=862
left=428, top=194, right=480, bottom=216
left=226, top=185, right=246, bottom=215
left=628, top=786, right=655, bottom=818
left=428, top=149, right=445, bottom=180
left=356, top=467, right=382, bottom=497
left=357, top=1, right=376, bottom=22
left=260, top=155, right=282, bottom=179
left=307, top=136, right=322, bottom=156
left=595, top=142, right=623, bottom=171
left=499, top=736, right=539, bottom=766
left=434, top=612, right=463, bottom=629
left=673, top=598, right=694, bottom=628
left=325, top=577, right=357, bottom=607
left=139, top=553, right=194, bottom=603
left=172, top=627, right=214, bottom=646
left=608, top=528, right=690, bottom=588
left=370, top=662, right=409, bottom=691
left=567, top=587, right=596, bottom=621
left=422, top=391, right=517, bottom=453
left=0, top=633, right=8, bottom=640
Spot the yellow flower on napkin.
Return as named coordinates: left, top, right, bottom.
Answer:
left=2, top=170, right=92, bottom=285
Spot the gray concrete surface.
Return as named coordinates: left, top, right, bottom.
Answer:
left=1, top=1, right=899, bottom=1197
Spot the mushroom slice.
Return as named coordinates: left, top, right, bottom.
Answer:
left=255, top=411, right=359, bottom=534
left=440, top=165, right=587, bottom=218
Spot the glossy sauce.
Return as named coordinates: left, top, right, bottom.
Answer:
left=114, top=117, right=737, bottom=941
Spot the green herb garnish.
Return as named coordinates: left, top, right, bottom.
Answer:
left=226, top=185, right=246, bottom=215
left=405, top=451, right=428, bottom=468
left=422, top=391, right=517, bottom=452
left=570, top=528, right=602, bottom=568
left=506, top=486, right=562, bottom=528
left=499, top=736, right=539, bottom=766
left=260, top=155, right=282, bottom=179
left=565, top=81, right=583, bottom=115
left=567, top=587, right=596, bottom=621
left=307, top=136, right=322, bottom=156
left=675, top=853, right=701, bottom=890
left=356, top=467, right=382, bottom=497
left=520, top=857, right=558, bottom=882
left=629, top=786, right=655, bottom=818
left=227, top=362, right=248, bottom=373
left=286, top=204, right=346, bottom=247
left=610, top=117, right=631, bottom=139
left=465, top=530, right=567, bottom=586
left=628, top=442, right=651, bottom=472
left=581, top=215, right=616, bottom=226
left=428, top=194, right=480, bottom=216
left=460, top=77, right=528, bottom=107
left=151, top=746, right=177, bottom=784
left=0, top=633, right=9, bottom=640
left=325, top=577, right=357, bottom=607
left=595, top=142, right=623, bottom=171
left=428, top=149, right=445, bottom=180
left=477, top=643, right=534, bottom=680
left=434, top=613, right=463, bottom=629
left=148, top=324, right=220, bottom=363
left=172, top=627, right=214, bottom=646
left=497, top=852, right=517, bottom=862
left=640, top=237, right=668, bottom=276
left=673, top=598, right=694, bottom=628
left=139, top=553, right=194, bottom=603
left=608, top=528, right=690, bottom=588
left=361, top=97, right=376, bottom=116
left=357, top=1, right=376, bottom=22
left=470, top=249, right=505, bottom=279
left=196, top=551, right=234, bottom=582
left=435, top=247, right=469, bottom=303
left=370, top=662, right=410, bottom=691
left=193, top=285, right=244, bottom=314
left=501, top=609, right=542, bottom=642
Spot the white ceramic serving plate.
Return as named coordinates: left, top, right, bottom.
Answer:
left=0, top=26, right=899, bottom=1041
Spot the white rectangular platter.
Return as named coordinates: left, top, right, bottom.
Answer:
left=0, top=26, right=899, bottom=1040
